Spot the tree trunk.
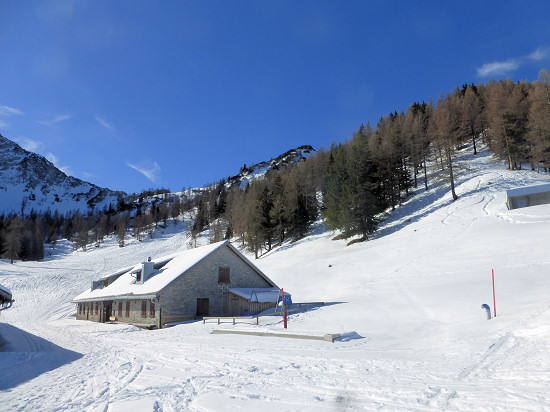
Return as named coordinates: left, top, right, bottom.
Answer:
left=446, top=147, right=459, bottom=201
left=423, top=158, right=428, bottom=191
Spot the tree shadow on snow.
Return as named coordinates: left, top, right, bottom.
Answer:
left=0, top=323, right=83, bottom=390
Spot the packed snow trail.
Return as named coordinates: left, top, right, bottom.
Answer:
left=1, top=147, right=550, bottom=410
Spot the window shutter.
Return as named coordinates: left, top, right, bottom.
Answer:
left=218, top=267, right=230, bottom=284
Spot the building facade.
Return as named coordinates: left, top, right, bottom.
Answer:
left=73, top=241, right=279, bottom=328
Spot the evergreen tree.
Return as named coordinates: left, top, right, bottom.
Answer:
left=527, top=74, right=550, bottom=170
left=3, top=217, right=23, bottom=263
left=323, top=146, right=351, bottom=233
left=347, top=127, right=381, bottom=239
left=270, top=175, right=287, bottom=244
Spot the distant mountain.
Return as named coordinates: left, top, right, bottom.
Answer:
left=0, top=133, right=125, bottom=216
left=227, top=145, right=315, bottom=189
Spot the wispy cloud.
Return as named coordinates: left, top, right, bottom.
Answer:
left=81, top=171, right=96, bottom=181
left=477, top=47, right=550, bottom=78
left=95, top=116, right=114, bottom=130
left=0, top=105, right=24, bottom=116
left=14, top=137, right=44, bottom=153
left=528, top=47, right=550, bottom=61
left=127, top=161, right=161, bottom=183
left=477, top=61, right=519, bottom=77
left=46, top=152, right=73, bottom=176
left=39, top=114, right=72, bottom=126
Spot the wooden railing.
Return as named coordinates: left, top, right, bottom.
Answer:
left=203, top=315, right=260, bottom=325
left=202, top=302, right=325, bottom=326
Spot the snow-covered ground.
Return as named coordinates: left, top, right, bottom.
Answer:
left=1, top=147, right=550, bottom=411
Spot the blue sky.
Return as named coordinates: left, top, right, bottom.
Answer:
left=1, top=1, right=549, bottom=194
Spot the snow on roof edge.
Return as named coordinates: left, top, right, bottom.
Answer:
left=73, top=241, right=234, bottom=302
left=506, top=183, right=550, bottom=197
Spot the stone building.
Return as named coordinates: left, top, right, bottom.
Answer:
left=73, top=241, right=281, bottom=328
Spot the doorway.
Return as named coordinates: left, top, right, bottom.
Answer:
left=196, top=298, right=210, bottom=317
left=102, top=301, right=112, bottom=322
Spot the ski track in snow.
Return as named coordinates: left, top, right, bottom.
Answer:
left=1, top=146, right=550, bottom=411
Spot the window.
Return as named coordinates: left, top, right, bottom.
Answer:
left=141, top=301, right=147, bottom=317
left=94, top=303, right=98, bottom=315
left=136, top=270, right=142, bottom=283
left=149, top=301, right=155, bottom=317
left=118, top=301, right=122, bottom=317
left=78, top=303, right=82, bottom=315
left=125, top=301, right=130, bottom=317
left=103, top=279, right=109, bottom=288
left=218, top=266, right=230, bottom=284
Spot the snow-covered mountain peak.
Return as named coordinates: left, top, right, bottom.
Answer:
left=0, top=133, right=125, bottom=216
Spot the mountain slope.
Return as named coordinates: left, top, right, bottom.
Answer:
left=227, top=145, right=315, bottom=188
left=0, top=134, right=125, bottom=216
left=1, top=146, right=550, bottom=410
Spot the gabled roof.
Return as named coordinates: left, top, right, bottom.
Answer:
left=73, top=241, right=276, bottom=303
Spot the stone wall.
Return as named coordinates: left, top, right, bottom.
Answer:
left=76, top=299, right=160, bottom=328
left=160, top=245, right=274, bottom=318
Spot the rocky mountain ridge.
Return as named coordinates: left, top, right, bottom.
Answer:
left=0, top=133, right=314, bottom=216
left=0, top=133, right=125, bottom=216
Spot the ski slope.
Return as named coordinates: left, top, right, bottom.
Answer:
left=1, top=147, right=550, bottom=411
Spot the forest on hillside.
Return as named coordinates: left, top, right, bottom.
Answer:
left=2, top=74, right=550, bottom=261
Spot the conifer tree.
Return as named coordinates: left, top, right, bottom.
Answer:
left=269, top=175, right=287, bottom=244
left=460, top=85, right=484, bottom=155
left=527, top=74, right=550, bottom=170
left=3, top=217, right=23, bottom=263
left=323, top=146, right=350, bottom=234
left=430, top=93, right=460, bottom=201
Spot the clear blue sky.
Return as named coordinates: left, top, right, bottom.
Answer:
left=1, top=1, right=549, bottom=194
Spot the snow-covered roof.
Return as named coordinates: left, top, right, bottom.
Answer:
left=74, top=241, right=225, bottom=302
left=506, top=183, right=550, bottom=198
left=229, top=288, right=288, bottom=303
left=73, top=241, right=274, bottom=303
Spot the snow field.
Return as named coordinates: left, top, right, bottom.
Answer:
left=1, top=147, right=550, bottom=410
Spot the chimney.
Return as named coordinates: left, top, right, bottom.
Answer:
left=140, top=258, right=154, bottom=284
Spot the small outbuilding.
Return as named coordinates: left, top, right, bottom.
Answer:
left=506, top=183, right=550, bottom=210
left=228, top=288, right=292, bottom=317
left=73, top=241, right=282, bottom=328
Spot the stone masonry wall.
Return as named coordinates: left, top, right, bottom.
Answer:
left=76, top=299, right=159, bottom=328
left=160, top=245, right=273, bottom=318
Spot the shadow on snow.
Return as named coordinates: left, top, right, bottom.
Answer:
left=0, top=323, right=83, bottom=390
